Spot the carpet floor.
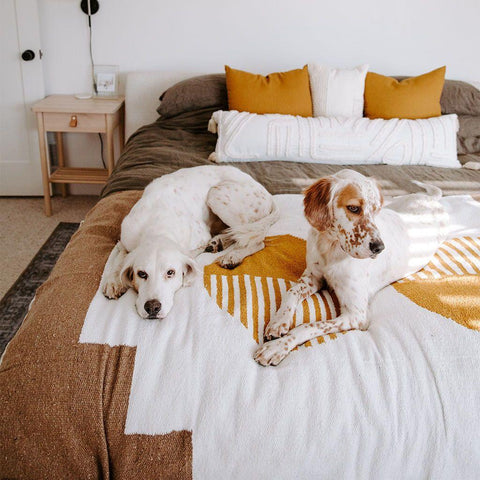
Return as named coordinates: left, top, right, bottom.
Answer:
left=0, top=222, right=79, bottom=356
left=0, top=195, right=98, bottom=299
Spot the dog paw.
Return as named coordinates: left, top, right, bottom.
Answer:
left=254, top=338, right=291, bottom=366
left=102, top=281, right=127, bottom=300
left=264, top=320, right=290, bottom=340
left=220, top=262, right=240, bottom=270
left=264, top=309, right=293, bottom=340
left=205, top=236, right=224, bottom=253
left=217, top=251, right=241, bottom=270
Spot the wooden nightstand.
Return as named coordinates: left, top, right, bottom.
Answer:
left=32, top=95, right=125, bottom=216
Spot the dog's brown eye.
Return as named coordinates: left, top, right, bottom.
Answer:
left=137, top=270, right=148, bottom=279
left=166, top=269, right=175, bottom=278
left=347, top=205, right=361, bottom=214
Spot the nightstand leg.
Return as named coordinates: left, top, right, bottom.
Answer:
left=106, top=115, right=115, bottom=175
left=56, top=132, right=68, bottom=198
left=36, top=113, right=52, bottom=216
left=119, top=105, right=125, bottom=153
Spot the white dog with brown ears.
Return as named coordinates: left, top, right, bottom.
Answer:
left=101, top=165, right=278, bottom=320
left=255, top=169, right=448, bottom=366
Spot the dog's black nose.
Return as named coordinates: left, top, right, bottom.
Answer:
left=144, top=299, right=161, bottom=317
left=369, top=240, right=385, bottom=255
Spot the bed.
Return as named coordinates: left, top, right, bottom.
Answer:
left=1, top=71, right=480, bottom=479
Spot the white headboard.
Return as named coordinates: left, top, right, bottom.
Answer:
left=125, top=71, right=207, bottom=139
left=125, top=72, right=480, bottom=140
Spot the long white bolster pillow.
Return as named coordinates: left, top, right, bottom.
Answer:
left=208, top=110, right=460, bottom=168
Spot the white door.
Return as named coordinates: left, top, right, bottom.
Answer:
left=0, top=0, right=45, bottom=195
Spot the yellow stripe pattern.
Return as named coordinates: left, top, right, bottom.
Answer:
left=203, top=234, right=480, bottom=347
left=396, top=236, right=480, bottom=283
left=204, top=274, right=341, bottom=345
left=394, top=236, right=480, bottom=331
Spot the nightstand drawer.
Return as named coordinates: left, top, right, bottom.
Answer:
left=43, top=112, right=106, bottom=133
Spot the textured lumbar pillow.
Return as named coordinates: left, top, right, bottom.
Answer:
left=208, top=110, right=459, bottom=168
left=308, top=63, right=369, bottom=118
left=225, top=65, right=313, bottom=117
left=364, top=67, right=446, bottom=119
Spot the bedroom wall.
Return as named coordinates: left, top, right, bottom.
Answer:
left=37, top=0, right=479, bottom=194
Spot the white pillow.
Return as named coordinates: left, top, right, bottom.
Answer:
left=208, top=110, right=460, bottom=168
left=308, top=63, right=369, bottom=118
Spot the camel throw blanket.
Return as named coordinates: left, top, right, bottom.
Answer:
left=1, top=191, right=480, bottom=479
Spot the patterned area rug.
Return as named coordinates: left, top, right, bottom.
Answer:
left=0, top=222, right=79, bottom=356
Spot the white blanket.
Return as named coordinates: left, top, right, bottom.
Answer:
left=209, top=110, right=460, bottom=168
left=81, top=194, right=480, bottom=479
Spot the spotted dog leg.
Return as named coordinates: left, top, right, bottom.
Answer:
left=256, top=280, right=370, bottom=365
left=255, top=311, right=368, bottom=366
left=264, top=270, right=321, bottom=340
left=204, top=233, right=234, bottom=253
left=217, top=241, right=265, bottom=269
left=206, top=179, right=273, bottom=268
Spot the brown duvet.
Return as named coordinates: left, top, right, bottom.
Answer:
left=102, top=108, right=480, bottom=198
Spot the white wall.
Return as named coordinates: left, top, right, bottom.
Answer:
left=37, top=0, right=479, bottom=192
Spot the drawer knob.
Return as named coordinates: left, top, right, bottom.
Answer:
left=69, top=115, right=77, bottom=127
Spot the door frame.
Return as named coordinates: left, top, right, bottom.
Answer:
left=1, top=0, right=45, bottom=195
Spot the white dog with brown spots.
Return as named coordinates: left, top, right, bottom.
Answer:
left=255, top=169, right=448, bottom=366
left=101, top=165, right=278, bottom=320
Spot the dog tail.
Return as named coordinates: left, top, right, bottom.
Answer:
left=411, top=181, right=443, bottom=200
left=224, top=200, right=280, bottom=249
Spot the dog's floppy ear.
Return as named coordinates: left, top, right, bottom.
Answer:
left=120, top=256, right=135, bottom=291
left=374, top=179, right=384, bottom=208
left=183, top=257, right=201, bottom=287
left=303, top=177, right=333, bottom=231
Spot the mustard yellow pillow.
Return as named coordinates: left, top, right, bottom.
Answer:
left=225, top=65, right=313, bottom=117
left=364, top=66, right=446, bottom=119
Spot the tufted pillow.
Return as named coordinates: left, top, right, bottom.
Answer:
left=209, top=110, right=460, bottom=168
left=157, top=74, right=228, bottom=118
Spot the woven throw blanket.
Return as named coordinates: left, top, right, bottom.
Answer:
left=209, top=110, right=460, bottom=168
left=78, top=193, right=480, bottom=478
